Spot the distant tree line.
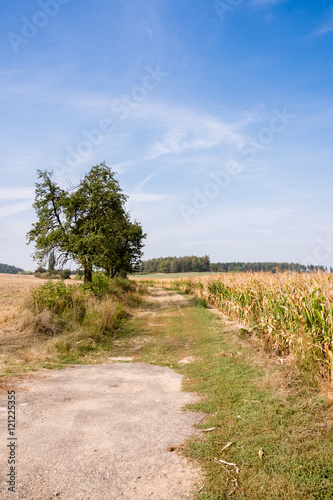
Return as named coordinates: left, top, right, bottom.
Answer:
left=138, top=255, right=211, bottom=274
left=0, top=263, right=24, bottom=274
left=210, top=262, right=329, bottom=273
left=138, top=258, right=331, bottom=274
left=1, top=258, right=330, bottom=276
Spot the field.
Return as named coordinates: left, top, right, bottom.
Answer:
left=143, top=271, right=333, bottom=382
left=0, top=274, right=48, bottom=340
left=1, top=272, right=333, bottom=497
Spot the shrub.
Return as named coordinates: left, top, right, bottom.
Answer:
left=60, top=269, right=71, bottom=280
left=82, top=272, right=111, bottom=298
left=34, top=266, right=46, bottom=274
left=31, top=281, right=90, bottom=316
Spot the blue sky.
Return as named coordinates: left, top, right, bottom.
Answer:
left=1, top=0, right=333, bottom=270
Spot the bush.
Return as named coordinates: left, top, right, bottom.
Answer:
left=31, top=281, right=90, bottom=316
left=60, top=269, right=71, bottom=280
left=82, top=272, right=111, bottom=298
left=34, top=266, right=46, bottom=274
left=114, top=277, right=136, bottom=292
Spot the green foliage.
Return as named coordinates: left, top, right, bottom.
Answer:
left=74, top=269, right=84, bottom=277
left=82, top=272, right=112, bottom=298
left=30, top=276, right=140, bottom=325
left=21, top=276, right=144, bottom=362
left=195, top=297, right=208, bottom=308
left=31, top=281, right=90, bottom=315
left=60, top=269, right=71, bottom=280
left=48, top=251, right=56, bottom=272
left=138, top=258, right=328, bottom=275
left=27, top=163, right=146, bottom=282
left=212, top=261, right=327, bottom=273
left=83, top=301, right=128, bottom=336
left=34, top=266, right=47, bottom=274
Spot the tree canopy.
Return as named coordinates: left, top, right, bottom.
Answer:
left=27, top=163, right=146, bottom=281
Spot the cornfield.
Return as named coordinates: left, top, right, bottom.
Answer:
left=154, top=272, right=333, bottom=381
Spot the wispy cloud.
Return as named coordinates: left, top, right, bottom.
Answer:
left=312, top=25, right=333, bottom=37
left=134, top=167, right=168, bottom=192
left=147, top=113, right=242, bottom=159
left=252, top=0, right=287, bottom=5
left=310, top=6, right=333, bottom=38
left=0, top=201, right=33, bottom=219
left=0, top=187, right=34, bottom=200
left=128, top=192, right=167, bottom=202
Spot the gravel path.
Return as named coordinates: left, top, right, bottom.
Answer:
left=0, top=363, right=202, bottom=500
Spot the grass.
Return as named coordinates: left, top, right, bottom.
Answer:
left=0, top=275, right=146, bottom=387
left=114, top=288, right=333, bottom=499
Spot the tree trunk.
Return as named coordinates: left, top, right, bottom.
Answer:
left=84, top=265, right=93, bottom=283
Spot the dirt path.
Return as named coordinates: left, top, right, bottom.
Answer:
left=0, top=289, right=203, bottom=500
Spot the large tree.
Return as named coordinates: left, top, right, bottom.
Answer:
left=27, top=163, right=146, bottom=281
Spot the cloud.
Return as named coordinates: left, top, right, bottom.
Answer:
left=252, top=0, right=287, bottom=5
left=147, top=113, right=242, bottom=159
left=0, top=187, right=34, bottom=200
left=0, top=201, right=33, bottom=219
left=134, top=167, right=168, bottom=192
left=313, top=25, right=333, bottom=37
left=128, top=192, right=167, bottom=202
left=145, top=25, right=154, bottom=39
left=310, top=6, right=333, bottom=38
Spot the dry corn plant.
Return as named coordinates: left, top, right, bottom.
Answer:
left=152, top=272, right=333, bottom=382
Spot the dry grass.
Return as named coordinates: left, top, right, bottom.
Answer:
left=0, top=274, right=144, bottom=388
left=0, top=274, right=49, bottom=349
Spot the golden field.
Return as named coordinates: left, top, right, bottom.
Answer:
left=0, top=274, right=47, bottom=329
left=0, top=274, right=51, bottom=357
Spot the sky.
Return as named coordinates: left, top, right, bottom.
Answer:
left=0, top=0, right=333, bottom=270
